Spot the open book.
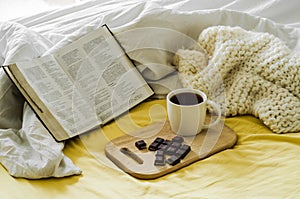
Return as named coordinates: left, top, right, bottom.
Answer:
left=3, top=24, right=154, bottom=141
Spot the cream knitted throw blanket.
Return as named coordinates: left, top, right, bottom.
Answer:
left=173, top=26, right=300, bottom=133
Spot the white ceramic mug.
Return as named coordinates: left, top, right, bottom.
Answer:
left=166, top=88, right=221, bottom=136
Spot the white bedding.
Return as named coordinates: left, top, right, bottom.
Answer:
left=0, top=0, right=299, bottom=178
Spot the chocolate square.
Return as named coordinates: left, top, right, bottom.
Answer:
left=166, top=155, right=181, bottom=166
left=135, top=140, right=147, bottom=150
left=154, top=155, right=165, bottom=166
left=148, top=141, right=161, bottom=151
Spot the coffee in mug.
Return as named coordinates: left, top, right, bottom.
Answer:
left=166, top=88, right=221, bottom=136
left=169, top=92, right=203, bottom=105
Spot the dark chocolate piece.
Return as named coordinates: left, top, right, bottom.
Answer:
left=154, top=155, right=165, bottom=166
left=162, top=139, right=172, bottom=146
left=148, top=141, right=160, bottom=151
left=170, top=141, right=182, bottom=149
left=172, top=136, right=184, bottom=143
left=165, top=146, right=177, bottom=155
left=158, top=144, right=168, bottom=151
left=166, top=155, right=181, bottom=166
left=135, top=140, right=147, bottom=150
left=155, top=150, right=165, bottom=156
left=181, top=144, right=191, bottom=153
left=175, top=144, right=191, bottom=159
left=154, top=137, right=165, bottom=144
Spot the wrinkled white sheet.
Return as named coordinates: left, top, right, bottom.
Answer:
left=0, top=22, right=82, bottom=178
left=0, top=0, right=299, bottom=178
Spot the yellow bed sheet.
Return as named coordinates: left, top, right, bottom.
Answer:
left=1, top=99, right=300, bottom=199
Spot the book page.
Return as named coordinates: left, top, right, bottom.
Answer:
left=15, top=55, right=99, bottom=137
left=55, top=26, right=154, bottom=124
left=11, top=25, right=153, bottom=140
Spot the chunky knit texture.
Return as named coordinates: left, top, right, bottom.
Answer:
left=173, top=26, right=300, bottom=133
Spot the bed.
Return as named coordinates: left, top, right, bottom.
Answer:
left=1, top=0, right=300, bottom=198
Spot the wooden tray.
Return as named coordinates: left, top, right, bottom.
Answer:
left=105, top=119, right=237, bottom=179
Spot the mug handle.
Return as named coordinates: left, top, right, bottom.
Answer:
left=202, top=100, right=221, bottom=129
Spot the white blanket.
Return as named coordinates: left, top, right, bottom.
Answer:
left=0, top=0, right=299, bottom=178
left=174, top=26, right=300, bottom=133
